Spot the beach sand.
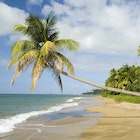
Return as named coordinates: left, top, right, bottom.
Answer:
left=79, top=97, right=140, bottom=140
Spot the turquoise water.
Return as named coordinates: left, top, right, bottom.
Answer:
left=0, top=94, right=87, bottom=134
left=0, top=94, right=83, bottom=118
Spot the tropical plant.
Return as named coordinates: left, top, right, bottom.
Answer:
left=102, top=64, right=140, bottom=96
left=8, top=12, right=140, bottom=96
left=138, top=46, right=140, bottom=56
left=8, top=12, right=79, bottom=91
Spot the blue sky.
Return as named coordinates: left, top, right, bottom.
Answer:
left=0, top=0, right=140, bottom=94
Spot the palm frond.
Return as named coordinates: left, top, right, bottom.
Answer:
left=46, top=12, right=57, bottom=30
left=45, top=13, right=58, bottom=40
left=54, top=39, right=79, bottom=51
left=8, top=53, right=24, bottom=69
left=14, top=24, right=27, bottom=34
left=47, top=54, right=63, bottom=91
left=57, top=74, right=63, bottom=91
left=54, top=54, right=63, bottom=71
left=46, top=11, right=54, bottom=23
left=26, top=15, right=46, bottom=43
left=55, top=52, right=74, bottom=75
left=51, top=69, right=63, bottom=91
left=48, top=32, right=59, bottom=42
left=41, top=41, right=56, bottom=57
left=11, top=40, right=35, bottom=58
left=11, top=50, right=38, bottom=85
left=138, top=46, right=140, bottom=56
left=31, top=56, right=46, bottom=90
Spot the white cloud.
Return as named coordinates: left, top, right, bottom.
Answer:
left=42, top=1, right=70, bottom=16
left=69, top=53, right=140, bottom=72
left=41, top=4, right=52, bottom=14
left=0, top=2, right=28, bottom=36
left=42, top=0, right=140, bottom=56
left=27, top=0, right=43, bottom=5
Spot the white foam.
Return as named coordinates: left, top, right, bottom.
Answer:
left=66, top=97, right=84, bottom=102
left=66, top=99, right=74, bottom=102
left=0, top=102, right=78, bottom=134
left=73, top=97, right=84, bottom=100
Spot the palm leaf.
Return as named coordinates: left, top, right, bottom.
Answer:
left=14, top=24, right=27, bottom=34
left=31, top=56, right=46, bottom=90
left=41, top=41, right=56, bottom=56
left=46, top=12, right=57, bottom=30
left=8, top=53, right=24, bottom=69
left=138, top=46, right=140, bottom=56
left=47, top=53, right=63, bottom=91
left=51, top=69, right=63, bottom=91
left=26, top=15, right=46, bottom=43
left=45, top=13, right=58, bottom=40
left=11, top=50, right=38, bottom=85
left=11, top=40, right=35, bottom=58
left=54, top=39, right=79, bottom=51
left=55, top=52, right=74, bottom=75
left=54, top=54, right=63, bottom=71
left=48, top=32, right=59, bottom=42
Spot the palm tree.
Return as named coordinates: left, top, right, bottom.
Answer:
left=8, top=12, right=78, bottom=91
left=104, top=65, right=140, bottom=95
left=8, top=12, right=140, bottom=96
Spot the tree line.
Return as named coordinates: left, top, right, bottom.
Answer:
left=104, top=65, right=140, bottom=93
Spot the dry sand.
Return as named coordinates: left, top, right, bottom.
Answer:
left=79, top=97, right=140, bottom=140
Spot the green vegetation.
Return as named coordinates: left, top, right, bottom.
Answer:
left=8, top=12, right=79, bottom=91
left=138, top=46, right=140, bottom=56
left=101, top=64, right=140, bottom=103
left=105, top=64, right=140, bottom=92
left=83, top=89, right=102, bottom=95
left=102, top=93, right=140, bottom=103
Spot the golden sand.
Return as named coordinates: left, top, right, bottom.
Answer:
left=79, top=97, right=140, bottom=140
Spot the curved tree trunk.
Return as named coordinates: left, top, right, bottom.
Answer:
left=61, top=71, right=140, bottom=96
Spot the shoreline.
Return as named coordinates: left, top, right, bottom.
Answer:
left=79, top=96, right=140, bottom=140
left=0, top=96, right=102, bottom=140
left=2, top=96, right=140, bottom=140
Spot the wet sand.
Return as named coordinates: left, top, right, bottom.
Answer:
left=79, top=97, right=140, bottom=140
left=1, top=117, right=96, bottom=140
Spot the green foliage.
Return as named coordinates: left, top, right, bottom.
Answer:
left=101, top=64, right=140, bottom=103
left=55, top=39, right=79, bottom=51
left=83, top=89, right=102, bottom=95
left=8, top=12, right=79, bottom=91
left=138, top=46, right=140, bottom=56
left=11, top=40, right=35, bottom=57
left=106, top=64, right=140, bottom=92
left=101, top=92, right=140, bottom=103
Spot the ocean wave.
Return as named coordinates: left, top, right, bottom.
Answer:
left=0, top=102, right=78, bottom=134
left=66, top=97, right=84, bottom=103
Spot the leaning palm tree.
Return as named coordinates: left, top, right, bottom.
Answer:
left=8, top=12, right=140, bottom=96
left=8, top=12, right=78, bottom=91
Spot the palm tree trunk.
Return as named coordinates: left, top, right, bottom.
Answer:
left=61, top=71, right=140, bottom=96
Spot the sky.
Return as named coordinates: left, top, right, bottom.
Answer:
left=0, top=0, right=140, bottom=94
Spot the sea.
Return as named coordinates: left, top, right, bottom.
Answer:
left=0, top=94, right=103, bottom=139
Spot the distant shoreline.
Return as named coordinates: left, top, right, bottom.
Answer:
left=82, top=89, right=102, bottom=95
